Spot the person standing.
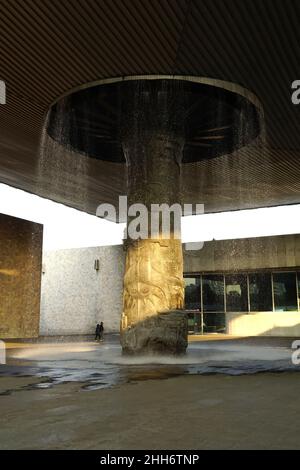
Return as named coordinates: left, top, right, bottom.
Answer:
left=95, top=323, right=101, bottom=341
left=99, top=322, right=104, bottom=341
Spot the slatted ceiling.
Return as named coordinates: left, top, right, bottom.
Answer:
left=0, top=0, right=300, bottom=215
left=0, top=113, right=38, bottom=137
left=176, top=4, right=232, bottom=76
left=71, top=3, right=139, bottom=74
left=176, top=4, right=277, bottom=136
left=0, top=12, right=64, bottom=102
left=148, top=1, right=186, bottom=41
left=33, top=4, right=108, bottom=80
left=113, top=2, right=173, bottom=64
left=23, top=4, right=100, bottom=86
left=6, top=93, right=44, bottom=117
left=1, top=4, right=76, bottom=81
left=0, top=119, right=37, bottom=144
left=246, top=3, right=300, bottom=149
left=53, top=5, right=119, bottom=76
left=176, top=0, right=300, bottom=151
left=90, top=3, right=151, bottom=73
left=0, top=97, right=39, bottom=123
left=0, top=14, right=73, bottom=98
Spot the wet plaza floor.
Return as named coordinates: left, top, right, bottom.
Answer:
left=1, top=336, right=300, bottom=449
left=0, top=335, right=299, bottom=394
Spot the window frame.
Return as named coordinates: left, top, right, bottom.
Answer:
left=184, top=268, right=300, bottom=315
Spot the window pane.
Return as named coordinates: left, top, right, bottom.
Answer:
left=273, top=272, right=297, bottom=311
left=225, top=274, right=248, bottom=312
left=203, top=313, right=226, bottom=333
left=184, top=277, right=200, bottom=310
left=187, top=312, right=196, bottom=332
left=249, top=273, right=272, bottom=311
left=203, top=275, right=224, bottom=312
left=187, top=312, right=201, bottom=333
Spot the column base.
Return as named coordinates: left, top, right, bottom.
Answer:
left=120, top=310, right=188, bottom=356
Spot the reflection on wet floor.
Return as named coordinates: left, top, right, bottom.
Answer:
left=0, top=337, right=299, bottom=394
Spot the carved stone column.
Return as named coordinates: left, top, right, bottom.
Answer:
left=120, top=84, right=188, bottom=354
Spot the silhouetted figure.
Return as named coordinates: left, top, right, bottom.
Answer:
left=99, top=322, right=104, bottom=341
left=95, top=323, right=101, bottom=341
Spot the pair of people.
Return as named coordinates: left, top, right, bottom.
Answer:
left=95, top=322, right=104, bottom=341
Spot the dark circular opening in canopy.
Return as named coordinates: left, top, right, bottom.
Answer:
left=47, top=78, right=261, bottom=164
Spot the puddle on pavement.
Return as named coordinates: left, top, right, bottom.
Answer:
left=0, top=339, right=298, bottom=394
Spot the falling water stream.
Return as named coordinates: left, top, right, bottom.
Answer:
left=38, top=104, right=89, bottom=212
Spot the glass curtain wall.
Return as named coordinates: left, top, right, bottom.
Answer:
left=184, top=271, right=300, bottom=334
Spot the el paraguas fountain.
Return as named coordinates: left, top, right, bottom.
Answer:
left=46, top=76, right=261, bottom=355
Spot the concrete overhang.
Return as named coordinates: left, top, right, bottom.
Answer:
left=0, top=0, right=299, bottom=215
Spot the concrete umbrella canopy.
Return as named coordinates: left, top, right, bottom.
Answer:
left=46, top=75, right=262, bottom=355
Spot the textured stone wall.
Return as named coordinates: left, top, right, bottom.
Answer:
left=184, top=234, right=300, bottom=273
left=0, top=214, right=43, bottom=338
left=40, top=246, right=125, bottom=335
left=41, top=235, right=300, bottom=337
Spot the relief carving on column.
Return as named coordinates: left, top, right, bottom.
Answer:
left=121, top=238, right=184, bottom=330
